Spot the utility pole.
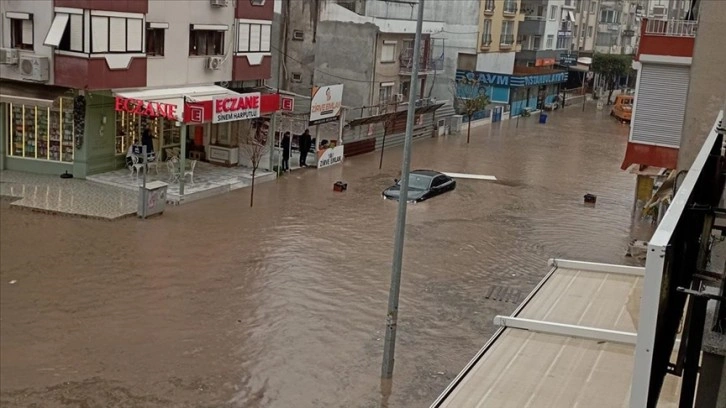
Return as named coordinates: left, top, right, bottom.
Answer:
left=381, top=0, right=424, bottom=380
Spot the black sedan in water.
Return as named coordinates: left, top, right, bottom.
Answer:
left=382, top=170, right=456, bottom=202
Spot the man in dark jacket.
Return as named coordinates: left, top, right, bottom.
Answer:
left=281, top=132, right=291, bottom=172
left=299, top=129, right=312, bottom=167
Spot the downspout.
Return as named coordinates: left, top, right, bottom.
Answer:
left=370, top=32, right=380, bottom=109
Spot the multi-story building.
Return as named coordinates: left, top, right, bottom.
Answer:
left=273, top=0, right=479, bottom=114
left=572, top=0, right=598, bottom=52
left=475, top=0, right=523, bottom=75
left=593, top=0, right=643, bottom=55
left=0, top=0, right=276, bottom=176
left=517, top=0, right=573, bottom=67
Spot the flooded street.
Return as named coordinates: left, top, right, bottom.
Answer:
left=1, top=105, right=651, bottom=408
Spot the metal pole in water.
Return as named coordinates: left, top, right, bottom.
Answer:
left=381, top=0, right=424, bottom=380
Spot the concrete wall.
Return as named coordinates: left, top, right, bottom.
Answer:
left=0, top=0, right=56, bottom=84
left=476, top=52, right=516, bottom=74
left=677, top=1, right=726, bottom=170
left=274, top=0, right=317, bottom=97
left=146, top=1, right=235, bottom=87
left=314, top=20, right=376, bottom=110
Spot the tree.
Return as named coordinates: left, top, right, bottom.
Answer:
left=451, top=78, right=490, bottom=144
left=239, top=119, right=269, bottom=207
left=591, top=54, right=632, bottom=105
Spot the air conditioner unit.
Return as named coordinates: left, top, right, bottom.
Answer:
left=210, top=0, right=228, bottom=6
left=0, top=48, right=19, bottom=65
left=207, top=56, right=223, bottom=70
left=19, top=55, right=50, bottom=82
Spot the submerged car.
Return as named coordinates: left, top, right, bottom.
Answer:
left=382, top=170, right=456, bottom=203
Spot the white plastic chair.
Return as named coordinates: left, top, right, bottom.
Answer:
left=146, top=153, right=160, bottom=175
left=129, top=155, right=145, bottom=179
left=184, top=160, right=197, bottom=184
left=167, top=158, right=181, bottom=183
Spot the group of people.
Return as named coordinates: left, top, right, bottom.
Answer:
left=280, top=129, right=312, bottom=172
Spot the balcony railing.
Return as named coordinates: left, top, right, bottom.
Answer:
left=399, top=44, right=444, bottom=73
left=645, top=19, right=697, bottom=37
left=503, top=1, right=518, bottom=15
left=500, top=34, right=515, bottom=48
left=483, top=0, right=495, bottom=14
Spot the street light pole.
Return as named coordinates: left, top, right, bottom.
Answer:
left=381, top=0, right=425, bottom=380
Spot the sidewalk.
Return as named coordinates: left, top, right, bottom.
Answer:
left=0, top=171, right=136, bottom=220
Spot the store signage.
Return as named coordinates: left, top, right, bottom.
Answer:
left=213, top=92, right=261, bottom=123
left=114, top=96, right=177, bottom=120
left=521, top=72, right=569, bottom=87
left=280, top=96, right=294, bottom=112
left=317, top=145, right=344, bottom=169
left=559, top=53, right=578, bottom=66
left=309, top=84, right=343, bottom=126
left=535, top=58, right=556, bottom=67
left=457, top=70, right=511, bottom=86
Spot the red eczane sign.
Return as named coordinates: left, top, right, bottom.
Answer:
left=114, top=97, right=177, bottom=120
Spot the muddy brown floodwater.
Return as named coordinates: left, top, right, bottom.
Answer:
left=0, top=106, right=652, bottom=408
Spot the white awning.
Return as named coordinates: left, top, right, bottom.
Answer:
left=567, top=11, right=576, bottom=21
left=44, top=13, right=69, bottom=47
left=112, top=85, right=240, bottom=122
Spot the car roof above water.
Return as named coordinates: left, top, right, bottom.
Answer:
left=411, top=169, right=442, bottom=177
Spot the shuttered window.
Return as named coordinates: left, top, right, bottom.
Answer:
left=630, top=64, right=690, bottom=147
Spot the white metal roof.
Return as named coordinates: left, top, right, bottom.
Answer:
left=431, top=260, right=682, bottom=408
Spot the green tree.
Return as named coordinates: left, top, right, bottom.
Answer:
left=591, top=54, right=633, bottom=104
left=451, top=79, right=491, bottom=144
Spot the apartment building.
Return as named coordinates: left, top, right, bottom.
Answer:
left=0, top=0, right=277, bottom=176
left=593, top=0, right=643, bottom=55
left=273, top=0, right=479, bottom=114
left=517, top=0, right=573, bottom=66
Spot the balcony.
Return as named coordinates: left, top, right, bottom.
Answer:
left=399, top=41, right=443, bottom=74
left=483, top=0, right=495, bottom=15
left=636, top=18, right=697, bottom=60
left=500, top=34, right=515, bottom=49
left=519, top=17, right=547, bottom=36
left=645, top=19, right=697, bottom=37
left=503, top=1, right=518, bottom=16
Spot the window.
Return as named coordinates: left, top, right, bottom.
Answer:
left=500, top=21, right=515, bottom=46
left=9, top=16, right=33, bottom=50
left=533, top=36, right=541, bottom=49
left=457, top=53, right=476, bottom=71
left=89, top=15, right=143, bottom=53
left=379, top=83, right=394, bottom=105
left=115, top=114, right=180, bottom=157
left=190, top=29, right=225, bottom=56
left=250, top=0, right=266, bottom=5
left=546, top=35, right=554, bottom=48
left=292, top=30, right=304, bottom=40
left=400, top=81, right=410, bottom=98
left=556, top=35, right=570, bottom=49
left=483, top=0, right=495, bottom=11
left=8, top=98, right=75, bottom=163
left=549, top=6, right=558, bottom=20
left=381, top=41, right=396, bottom=63
left=596, top=32, right=616, bottom=47
left=503, top=0, right=517, bottom=13
left=590, top=2, right=596, bottom=12
left=481, top=19, right=492, bottom=46
left=291, top=72, right=302, bottom=82
left=48, top=13, right=83, bottom=52
left=146, top=26, right=165, bottom=56
left=588, top=26, right=593, bottom=37
left=237, top=22, right=271, bottom=53
left=600, top=10, right=620, bottom=24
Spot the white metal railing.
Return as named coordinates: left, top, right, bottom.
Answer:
left=644, top=19, right=698, bottom=37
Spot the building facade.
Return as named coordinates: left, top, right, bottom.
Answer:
left=0, top=0, right=275, bottom=176
left=517, top=0, right=573, bottom=67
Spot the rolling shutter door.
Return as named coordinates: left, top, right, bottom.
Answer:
left=630, top=64, right=690, bottom=147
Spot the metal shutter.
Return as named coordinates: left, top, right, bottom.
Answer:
left=630, top=64, right=690, bottom=147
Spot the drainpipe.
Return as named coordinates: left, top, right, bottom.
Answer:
left=370, top=32, right=380, bottom=108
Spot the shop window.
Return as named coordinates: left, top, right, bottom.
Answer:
left=146, top=27, right=165, bottom=56
left=10, top=17, right=34, bottom=50
left=115, top=114, right=180, bottom=158
left=7, top=98, right=74, bottom=163
left=237, top=22, right=271, bottom=53
left=189, top=29, right=225, bottom=56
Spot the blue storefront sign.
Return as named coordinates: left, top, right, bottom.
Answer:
left=455, top=70, right=568, bottom=88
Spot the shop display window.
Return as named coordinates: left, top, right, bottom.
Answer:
left=7, top=98, right=74, bottom=162
left=115, top=113, right=180, bottom=159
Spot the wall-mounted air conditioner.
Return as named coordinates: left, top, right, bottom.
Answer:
left=207, top=56, right=223, bottom=70
left=19, top=55, right=50, bottom=82
left=0, top=48, right=19, bottom=65
left=210, top=0, right=228, bottom=7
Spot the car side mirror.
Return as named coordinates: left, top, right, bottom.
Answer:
left=394, top=178, right=399, bottom=184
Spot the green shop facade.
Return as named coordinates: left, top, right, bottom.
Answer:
left=1, top=85, right=181, bottom=178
